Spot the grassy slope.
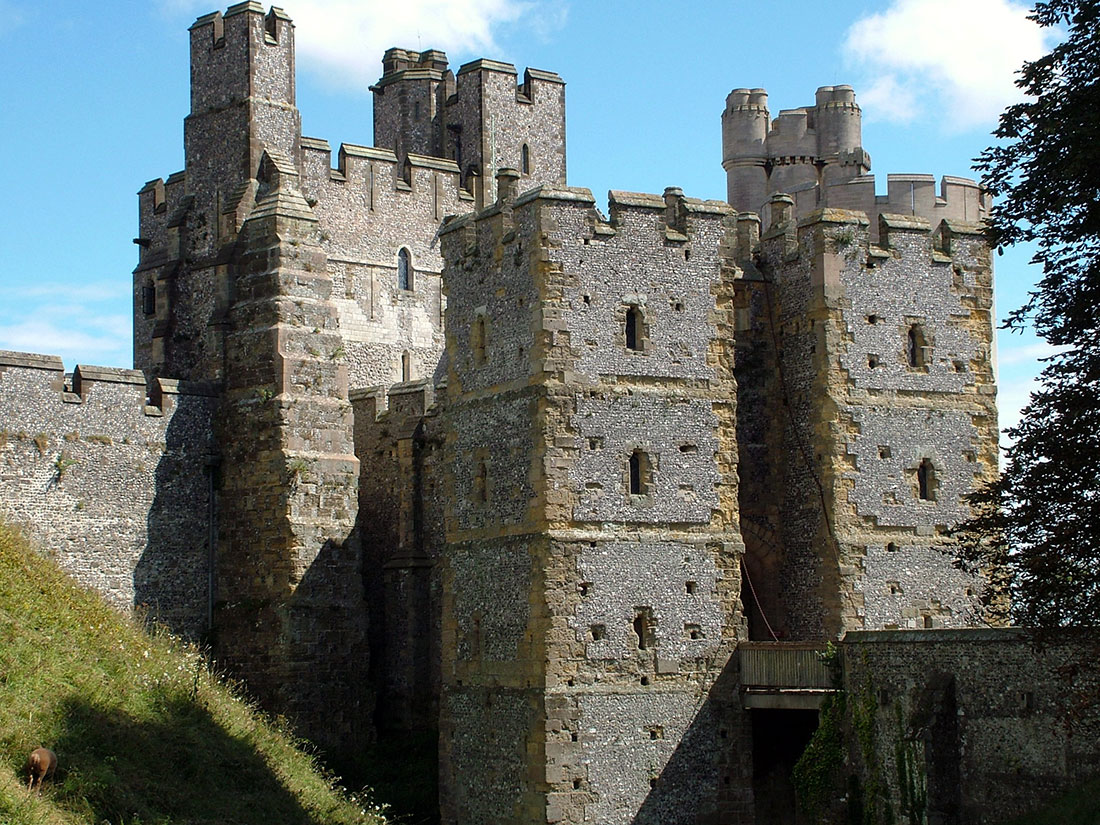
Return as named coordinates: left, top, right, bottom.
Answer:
left=0, top=523, right=387, bottom=825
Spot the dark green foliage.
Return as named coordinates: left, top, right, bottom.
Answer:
left=792, top=694, right=847, bottom=821
left=955, top=0, right=1100, bottom=626
left=893, top=704, right=925, bottom=825
left=344, top=731, right=439, bottom=825
left=996, top=776, right=1100, bottom=824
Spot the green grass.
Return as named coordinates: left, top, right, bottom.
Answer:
left=0, top=522, right=388, bottom=825
left=998, top=776, right=1100, bottom=825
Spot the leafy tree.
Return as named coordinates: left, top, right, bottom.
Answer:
left=954, top=0, right=1100, bottom=626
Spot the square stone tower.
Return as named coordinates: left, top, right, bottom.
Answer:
left=436, top=178, right=748, bottom=824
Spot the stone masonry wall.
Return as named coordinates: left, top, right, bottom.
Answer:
left=299, top=142, right=471, bottom=390
left=437, top=183, right=748, bottom=825
left=842, top=629, right=1100, bottom=825
left=0, top=351, right=216, bottom=636
left=749, top=201, right=996, bottom=639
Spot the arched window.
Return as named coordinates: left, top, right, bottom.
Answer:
left=401, top=351, right=411, bottom=382
left=917, top=458, right=936, bottom=501
left=397, top=248, right=413, bottom=291
left=521, top=143, right=531, bottom=175
left=907, top=323, right=927, bottom=369
left=625, top=305, right=644, bottom=352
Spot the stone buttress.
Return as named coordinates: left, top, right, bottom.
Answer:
left=436, top=177, right=748, bottom=825
left=214, top=152, right=369, bottom=751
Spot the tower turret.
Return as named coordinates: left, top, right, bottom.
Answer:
left=185, top=3, right=301, bottom=254
left=813, top=85, right=869, bottom=186
left=722, top=88, right=770, bottom=212
left=370, top=48, right=453, bottom=160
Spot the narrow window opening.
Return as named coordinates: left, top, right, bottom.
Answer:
left=414, top=101, right=420, bottom=121
left=685, top=580, right=697, bottom=595
left=625, top=305, right=644, bottom=351
left=142, top=284, right=156, bottom=316
left=886, top=542, right=899, bottom=553
left=917, top=458, right=936, bottom=501
left=633, top=607, right=653, bottom=650
left=628, top=449, right=650, bottom=496
left=589, top=624, right=606, bottom=641
left=521, top=143, right=531, bottom=175
left=264, top=9, right=278, bottom=42
left=401, top=351, right=411, bottom=382
left=397, top=248, right=413, bottom=291
left=923, top=615, right=934, bottom=629
left=474, top=460, right=488, bottom=503
left=907, top=324, right=928, bottom=369
left=472, top=314, right=487, bottom=364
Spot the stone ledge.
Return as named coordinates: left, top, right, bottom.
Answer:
left=0, top=350, right=64, bottom=371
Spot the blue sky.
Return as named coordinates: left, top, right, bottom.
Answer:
left=0, top=0, right=1056, bottom=441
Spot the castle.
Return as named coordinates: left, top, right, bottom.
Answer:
left=9, top=4, right=1095, bottom=824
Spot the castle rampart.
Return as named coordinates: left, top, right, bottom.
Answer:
left=0, top=351, right=216, bottom=635
left=841, top=629, right=1100, bottom=824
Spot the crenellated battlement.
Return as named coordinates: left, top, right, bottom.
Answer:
left=757, top=173, right=988, bottom=244
left=188, top=4, right=295, bottom=117
left=0, top=350, right=214, bottom=417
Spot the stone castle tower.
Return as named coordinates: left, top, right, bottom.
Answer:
left=0, top=4, right=997, bottom=823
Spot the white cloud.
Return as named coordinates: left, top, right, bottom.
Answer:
left=0, top=282, right=121, bottom=303
left=163, top=0, right=566, bottom=89
left=0, top=318, right=131, bottom=368
left=844, top=0, right=1052, bottom=130
left=0, top=1, right=27, bottom=36
left=996, top=340, right=1068, bottom=367
left=857, top=74, right=919, bottom=124
left=996, top=373, right=1038, bottom=448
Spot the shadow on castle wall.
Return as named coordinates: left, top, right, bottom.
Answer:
left=628, top=659, right=751, bottom=825
left=209, top=522, right=373, bottom=759
left=135, top=393, right=217, bottom=639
